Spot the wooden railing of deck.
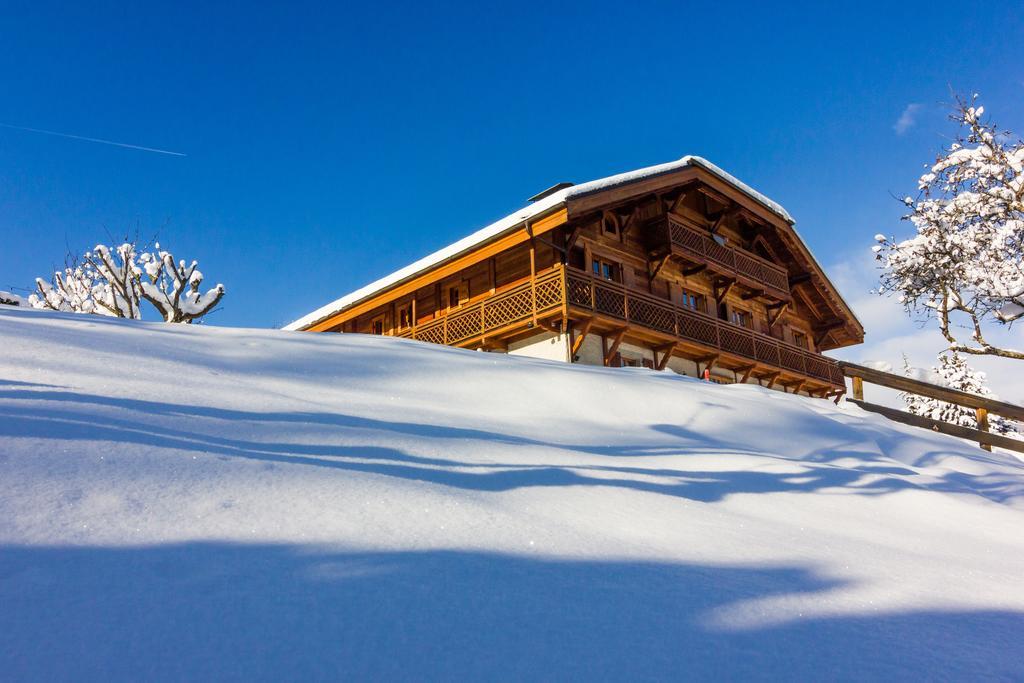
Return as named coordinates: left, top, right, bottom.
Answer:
left=566, top=270, right=843, bottom=386
left=840, top=360, right=1024, bottom=453
left=661, top=216, right=790, bottom=296
left=401, top=268, right=565, bottom=346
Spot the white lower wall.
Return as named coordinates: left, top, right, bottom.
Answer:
left=570, top=331, right=812, bottom=395
left=507, top=331, right=570, bottom=363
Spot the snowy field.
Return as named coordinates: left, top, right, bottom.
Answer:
left=1, top=307, right=1023, bottom=681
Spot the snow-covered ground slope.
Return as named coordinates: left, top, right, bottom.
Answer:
left=2, top=308, right=1023, bottom=681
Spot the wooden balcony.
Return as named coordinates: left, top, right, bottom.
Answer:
left=658, top=216, right=790, bottom=299
left=396, top=266, right=842, bottom=391
left=397, top=268, right=566, bottom=346
left=564, top=269, right=842, bottom=388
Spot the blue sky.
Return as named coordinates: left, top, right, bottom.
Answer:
left=2, top=0, right=1023, bottom=332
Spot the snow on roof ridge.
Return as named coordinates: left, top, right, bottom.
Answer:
left=284, top=155, right=795, bottom=331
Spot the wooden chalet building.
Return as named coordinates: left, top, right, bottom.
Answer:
left=286, top=156, right=864, bottom=398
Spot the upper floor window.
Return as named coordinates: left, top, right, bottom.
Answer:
left=592, top=258, right=621, bottom=283
left=792, top=330, right=809, bottom=349
left=680, top=289, right=706, bottom=313
left=371, top=316, right=385, bottom=335
left=398, top=305, right=412, bottom=329
left=448, top=286, right=460, bottom=309
left=730, top=308, right=752, bottom=328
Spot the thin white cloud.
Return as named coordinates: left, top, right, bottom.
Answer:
left=0, top=122, right=186, bottom=156
left=893, top=103, right=922, bottom=136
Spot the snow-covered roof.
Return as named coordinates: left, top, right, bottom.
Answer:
left=285, top=156, right=806, bottom=331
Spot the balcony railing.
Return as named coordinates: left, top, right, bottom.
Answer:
left=399, top=268, right=565, bottom=346
left=397, top=266, right=842, bottom=387
left=566, top=269, right=842, bottom=386
left=660, top=216, right=790, bottom=296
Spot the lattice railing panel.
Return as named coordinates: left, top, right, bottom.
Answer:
left=779, top=347, right=806, bottom=373
left=677, top=311, right=719, bottom=346
left=535, top=277, right=563, bottom=311
left=629, top=297, right=675, bottom=334
left=484, top=289, right=533, bottom=330
left=719, top=326, right=756, bottom=359
left=666, top=217, right=789, bottom=295
left=754, top=338, right=780, bottom=366
left=445, top=307, right=482, bottom=343
left=416, top=324, right=446, bottom=346
left=594, top=286, right=626, bottom=319
left=567, top=276, right=593, bottom=307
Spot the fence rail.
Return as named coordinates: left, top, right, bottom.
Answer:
left=839, top=360, right=1024, bottom=453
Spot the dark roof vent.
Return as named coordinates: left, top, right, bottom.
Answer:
left=528, top=182, right=574, bottom=203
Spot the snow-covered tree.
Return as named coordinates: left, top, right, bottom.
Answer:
left=901, top=352, right=1017, bottom=436
left=875, top=96, right=1024, bottom=360
left=30, top=262, right=101, bottom=315
left=84, top=243, right=142, bottom=319
left=137, top=245, right=225, bottom=323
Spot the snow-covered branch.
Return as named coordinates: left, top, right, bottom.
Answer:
left=875, top=95, right=1024, bottom=361
left=137, top=245, right=225, bottom=323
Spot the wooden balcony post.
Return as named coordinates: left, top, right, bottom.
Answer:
left=529, top=236, right=538, bottom=325
left=852, top=376, right=864, bottom=401
left=976, top=407, right=991, bottom=451
left=411, top=296, right=417, bottom=340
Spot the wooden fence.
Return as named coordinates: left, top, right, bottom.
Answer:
left=839, top=360, right=1024, bottom=454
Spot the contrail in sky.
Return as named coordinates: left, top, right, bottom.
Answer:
left=0, top=122, right=186, bottom=156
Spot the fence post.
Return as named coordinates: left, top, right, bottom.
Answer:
left=976, top=407, right=991, bottom=452
left=852, top=375, right=864, bottom=401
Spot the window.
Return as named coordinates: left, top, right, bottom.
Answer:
left=371, top=316, right=385, bottom=335
left=730, top=309, right=752, bottom=328
left=792, top=330, right=809, bottom=349
left=603, top=216, right=618, bottom=236
left=592, top=258, right=621, bottom=283
left=680, top=289, right=706, bottom=313
left=398, top=305, right=412, bottom=329
left=448, top=286, right=460, bottom=309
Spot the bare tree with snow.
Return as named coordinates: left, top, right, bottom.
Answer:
left=30, top=259, right=102, bottom=315
left=901, top=352, right=1018, bottom=436
left=875, top=95, right=1024, bottom=360
left=84, top=243, right=143, bottom=319
left=137, top=245, right=225, bottom=323
left=30, top=240, right=224, bottom=323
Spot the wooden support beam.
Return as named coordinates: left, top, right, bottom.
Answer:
left=603, top=327, right=628, bottom=366
left=669, top=190, right=689, bottom=214
left=538, top=318, right=561, bottom=334
left=737, top=364, right=756, bottom=384
left=768, top=301, right=790, bottom=327
left=697, top=353, right=719, bottom=376
left=655, top=342, right=677, bottom=371
left=763, top=371, right=780, bottom=390
left=565, top=224, right=583, bottom=254
left=786, top=380, right=805, bottom=395
left=714, top=278, right=736, bottom=303
left=620, top=207, right=640, bottom=237
left=682, top=264, right=707, bottom=277
left=709, top=206, right=740, bottom=234
left=648, top=252, right=671, bottom=280
left=741, top=289, right=766, bottom=301
left=570, top=318, right=593, bottom=357
left=788, top=272, right=814, bottom=287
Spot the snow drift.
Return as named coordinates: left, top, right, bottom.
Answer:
left=1, top=307, right=1023, bottom=680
